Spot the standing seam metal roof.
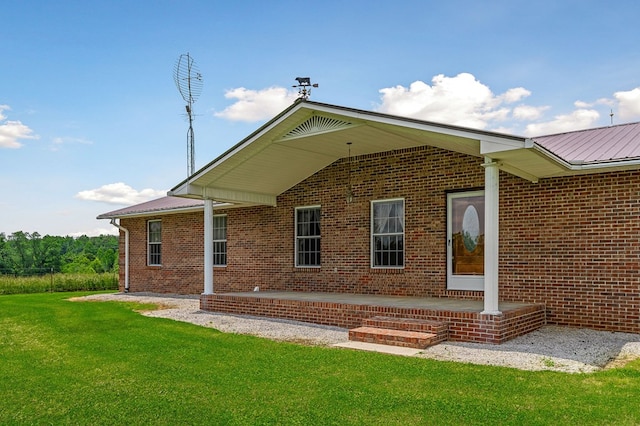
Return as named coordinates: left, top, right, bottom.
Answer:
left=532, top=121, right=640, bottom=164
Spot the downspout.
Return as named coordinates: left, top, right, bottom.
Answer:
left=110, top=219, right=130, bottom=293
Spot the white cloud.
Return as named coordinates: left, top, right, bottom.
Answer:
left=500, top=87, right=531, bottom=103
left=513, top=105, right=549, bottom=121
left=0, top=105, right=39, bottom=149
left=574, top=98, right=613, bottom=109
left=75, top=182, right=166, bottom=205
left=50, top=136, right=93, bottom=152
left=524, top=109, right=600, bottom=136
left=69, top=227, right=119, bottom=237
left=614, top=87, right=640, bottom=120
left=214, top=86, right=299, bottom=122
left=211, top=76, right=640, bottom=139
left=376, top=73, right=532, bottom=129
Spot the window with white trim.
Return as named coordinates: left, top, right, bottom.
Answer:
left=213, top=214, right=227, bottom=266
left=371, top=199, right=404, bottom=268
left=147, top=220, right=162, bottom=266
left=295, top=206, right=321, bottom=267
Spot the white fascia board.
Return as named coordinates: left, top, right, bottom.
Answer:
left=168, top=181, right=195, bottom=198
left=169, top=183, right=277, bottom=206
left=480, top=138, right=528, bottom=154
left=204, top=187, right=277, bottom=206
left=177, top=183, right=277, bottom=206
left=574, top=158, right=640, bottom=171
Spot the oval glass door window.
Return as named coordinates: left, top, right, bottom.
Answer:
left=462, top=205, right=480, bottom=252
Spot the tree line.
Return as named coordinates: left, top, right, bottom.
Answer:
left=0, top=232, right=118, bottom=276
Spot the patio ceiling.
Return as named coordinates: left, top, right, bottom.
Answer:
left=168, top=100, right=617, bottom=206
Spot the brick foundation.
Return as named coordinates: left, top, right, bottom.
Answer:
left=202, top=293, right=546, bottom=344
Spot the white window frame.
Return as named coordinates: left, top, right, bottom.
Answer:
left=295, top=205, right=321, bottom=268
left=213, top=214, right=227, bottom=267
left=147, top=219, right=162, bottom=266
left=371, top=198, right=405, bottom=269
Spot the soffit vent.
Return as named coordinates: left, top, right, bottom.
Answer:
left=281, top=115, right=354, bottom=140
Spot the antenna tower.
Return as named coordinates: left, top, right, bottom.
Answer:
left=174, top=53, right=203, bottom=176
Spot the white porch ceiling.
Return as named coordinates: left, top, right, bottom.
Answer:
left=170, top=101, right=628, bottom=206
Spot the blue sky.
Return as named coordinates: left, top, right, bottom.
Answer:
left=3, top=0, right=640, bottom=236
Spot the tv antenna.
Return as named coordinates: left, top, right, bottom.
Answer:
left=292, top=77, right=318, bottom=100
left=173, top=53, right=203, bottom=176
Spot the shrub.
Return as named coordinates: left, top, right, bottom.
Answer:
left=0, top=273, right=118, bottom=295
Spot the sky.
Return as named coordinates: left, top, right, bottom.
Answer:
left=3, top=0, right=640, bottom=237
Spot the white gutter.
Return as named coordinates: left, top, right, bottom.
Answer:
left=110, top=219, right=130, bottom=293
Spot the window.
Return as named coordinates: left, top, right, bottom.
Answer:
left=371, top=199, right=404, bottom=268
left=295, top=206, right=321, bottom=267
left=147, top=220, right=162, bottom=266
left=213, top=215, right=227, bottom=266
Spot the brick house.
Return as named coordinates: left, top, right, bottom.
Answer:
left=99, top=100, right=640, bottom=343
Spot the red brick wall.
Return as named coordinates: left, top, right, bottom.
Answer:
left=500, top=171, right=640, bottom=332
left=216, top=146, right=484, bottom=297
left=119, top=212, right=205, bottom=294
left=117, top=145, right=640, bottom=333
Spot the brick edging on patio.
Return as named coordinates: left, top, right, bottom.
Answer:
left=201, top=294, right=546, bottom=344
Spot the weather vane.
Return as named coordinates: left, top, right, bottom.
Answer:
left=292, top=77, right=318, bottom=100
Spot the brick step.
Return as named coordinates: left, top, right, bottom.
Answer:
left=348, top=326, right=440, bottom=349
left=363, top=316, right=448, bottom=336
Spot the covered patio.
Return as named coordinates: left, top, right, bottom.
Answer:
left=172, top=100, right=554, bottom=344
left=201, top=291, right=546, bottom=344
left=171, top=100, right=556, bottom=320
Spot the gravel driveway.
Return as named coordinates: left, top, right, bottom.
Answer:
left=74, top=292, right=640, bottom=374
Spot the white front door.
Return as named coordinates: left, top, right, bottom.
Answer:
left=447, top=191, right=485, bottom=291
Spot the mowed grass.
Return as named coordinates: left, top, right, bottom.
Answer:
left=1, top=293, right=639, bottom=425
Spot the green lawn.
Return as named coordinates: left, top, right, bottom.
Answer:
left=1, top=293, right=639, bottom=425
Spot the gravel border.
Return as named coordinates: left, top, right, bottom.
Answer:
left=73, top=292, right=640, bottom=374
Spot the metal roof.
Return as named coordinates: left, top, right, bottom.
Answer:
left=532, top=121, right=640, bottom=164
left=97, top=196, right=205, bottom=219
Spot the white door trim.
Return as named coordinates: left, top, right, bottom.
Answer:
left=446, top=190, right=485, bottom=291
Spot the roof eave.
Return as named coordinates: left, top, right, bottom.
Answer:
left=96, top=205, right=206, bottom=220
left=171, top=100, right=308, bottom=195
left=170, top=100, right=529, bottom=201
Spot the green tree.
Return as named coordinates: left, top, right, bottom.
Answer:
left=62, top=254, right=95, bottom=274
left=0, top=233, right=11, bottom=273
left=0, top=232, right=118, bottom=275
